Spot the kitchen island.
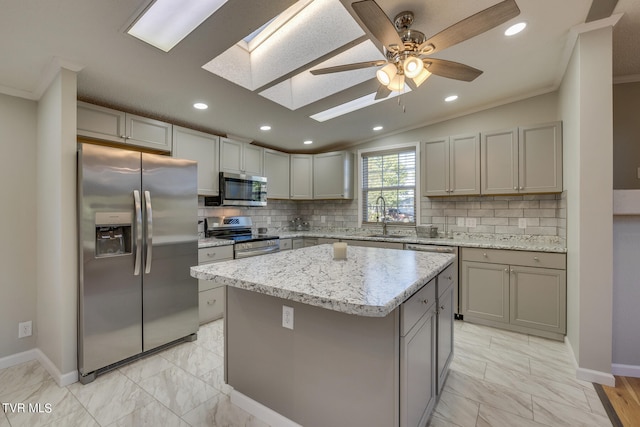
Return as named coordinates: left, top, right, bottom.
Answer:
left=191, top=244, right=456, bottom=427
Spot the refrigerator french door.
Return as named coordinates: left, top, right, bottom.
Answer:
left=78, top=143, right=198, bottom=383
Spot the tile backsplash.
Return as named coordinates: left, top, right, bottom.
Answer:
left=199, top=192, right=566, bottom=241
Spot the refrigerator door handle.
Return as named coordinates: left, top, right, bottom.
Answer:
left=133, top=190, right=143, bottom=276
left=144, top=190, right=153, bottom=274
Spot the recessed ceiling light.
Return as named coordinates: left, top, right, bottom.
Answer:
left=260, top=125, right=271, bottom=131
left=505, top=22, right=526, bottom=36
left=303, top=140, right=313, bottom=145
left=444, top=95, right=458, bottom=103
left=128, top=0, right=228, bottom=52
left=373, top=126, right=383, bottom=131
left=193, top=102, right=208, bottom=110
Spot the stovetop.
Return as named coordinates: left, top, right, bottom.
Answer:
left=217, top=234, right=279, bottom=243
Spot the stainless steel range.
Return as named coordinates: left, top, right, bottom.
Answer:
left=204, top=216, right=279, bottom=259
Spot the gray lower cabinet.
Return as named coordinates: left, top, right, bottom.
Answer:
left=400, top=280, right=437, bottom=427
left=461, top=248, right=566, bottom=340
left=279, top=238, right=292, bottom=250
left=197, top=245, right=233, bottom=324
left=437, top=265, right=455, bottom=393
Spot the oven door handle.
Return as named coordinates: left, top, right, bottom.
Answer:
left=235, top=245, right=280, bottom=259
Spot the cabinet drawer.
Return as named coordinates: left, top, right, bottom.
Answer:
left=461, top=248, right=565, bottom=269
left=199, top=287, right=224, bottom=324
left=437, top=263, right=456, bottom=297
left=401, top=279, right=436, bottom=336
left=279, top=238, right=292, bottom=250
left=198, top=245, right=234, bottom=264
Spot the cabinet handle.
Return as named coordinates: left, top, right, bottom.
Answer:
left=514, top=187, right=517, bottom=190
left=447, top=275, right=452, bottom=281
left=533, top=256, right=539, bottom=261
left=483, top=252, right=488, bottom=257
left=510, top=269, right=514, bottom=273
left=207, top=299, right=217, bottom=305
left=519, top=186, right=524, bottom=190
left=421, top=299, right=429, bottom=305
left=504, top=268, right=508, bottom=272
left=440, top=305, right=445, bottom=311
left=207, top=252, right=216, bottom=257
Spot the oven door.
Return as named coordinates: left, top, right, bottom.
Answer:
left=220, top=172, right=267, bottom=207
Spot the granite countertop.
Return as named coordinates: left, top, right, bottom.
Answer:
left=191, top=244, right=455, bottom=317
left=275, top=231, right=567, bottom=253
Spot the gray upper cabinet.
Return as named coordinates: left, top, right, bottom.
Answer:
left=423, top=134, right=480, bottom=196
left=263, top=148, right=290, bottom=199
left=172, top=126, right=219, bottom=196
left=77, top=101, right=172, bottom=152
left=313, top=151, right=353, bottom=199
left=481, top=122, right=562, bottom=195
left=290, top=154, right=313, bottom=200
left=219, top=137, right=264, bottom=176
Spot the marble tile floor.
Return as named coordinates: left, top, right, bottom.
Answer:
left=0, top=319, right=612, bottom=427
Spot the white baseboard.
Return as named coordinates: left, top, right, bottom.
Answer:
left=0, top=348, right=77, bottom=387
left=0, top=349, right=38, bottom=370
left=231, top=390, right=302, bottom=427
left=612, top=363, right=640, bottom=378
left=564, top=335, right=616, bottom=387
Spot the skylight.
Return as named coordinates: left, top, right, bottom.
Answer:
left=128, top=0, right=228, bottom=52
left=310, top=87, right=412, bottom=122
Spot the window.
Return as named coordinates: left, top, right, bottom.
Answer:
left=361, top=147, right=416, bottom=226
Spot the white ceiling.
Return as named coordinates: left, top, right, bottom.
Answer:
left=0, top=0, right=637, bottom=153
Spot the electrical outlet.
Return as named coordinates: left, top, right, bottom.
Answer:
left=465, top=218, right=476, bottom=228
left=518, top=218, right=527, bottom=229
left=457, top=217, right=465, bottom=227
left=321, top=215, right=326, bottom=223
left=18, top=321, right=32, bottom=338
left=267, top=217, right=271, bottom=225
left=282, top=306, right=294, bottom=330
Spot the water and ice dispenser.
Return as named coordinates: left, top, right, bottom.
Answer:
left=95, top=212, right=132, bottom=257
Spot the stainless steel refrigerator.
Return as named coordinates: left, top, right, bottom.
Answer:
left=77, top=143, right=198, bottom=383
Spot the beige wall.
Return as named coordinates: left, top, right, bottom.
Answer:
left=0, top=93, right=38, bottom=361
left=559, top=27, right=614, bottom=384
left=613, top=82, right=640, bottom=189
left=36, top=68, right=78, bottom=381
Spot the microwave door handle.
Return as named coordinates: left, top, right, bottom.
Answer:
left=144, top=190, right=153, bottom=274
left=133, top=190, right=143, bottom=275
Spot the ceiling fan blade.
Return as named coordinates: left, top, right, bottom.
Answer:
left=352, top=0, right=404, bottom=52
left=310, top=60, right=387, bottom=75
left=585, top=0, right=618, bottom=22
left=418, top=0, right=520, bottom=55
left=424, top=58, right=483, bottom=82
left=374, top=84, right=392, bottom=100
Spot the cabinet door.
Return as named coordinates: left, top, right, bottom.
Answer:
left=220, top=138, right=244, bottom=174
left=461, top=261, right=510, bottom=323
left=449, top=133, right=480, bottom=195
left=292, top=238, right=305, bottom=249
left=290, top=154, right=313, bottom=199
left=243, top=144, right=264, bottom=176
left=173, top=126, right=219, bottom=196
left=437, top=283, right=454, bottom=394
left=264, top=149, right=290, bottom=199
left=510, top=266, right=566, bottom=334
left=422, top=138, right=449, bottom=196
left=199, top=287, right=224, bottom=324
left=77, top=102, right=126, bottom=143
left=126, top=114, right=172, bottom=152
left=401, top=309, right=436, bottom=427
left=313, top=151, right=353, bottom=199
left=481, top=128, right=518, bottom=195
left=519, top=122, right=562, bottom=193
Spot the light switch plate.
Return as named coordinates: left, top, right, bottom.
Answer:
left=321, top=216, right=326, bottom=223
left=282, top=306, right=294, bottom=330
left=457, top=217, right=465, bottom=227
left=518, top=218, right=527, bottom=229
left=465, top=218, right=476, bottom=228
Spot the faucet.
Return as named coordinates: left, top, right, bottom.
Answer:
left=375, top=195, right=388, bottom=235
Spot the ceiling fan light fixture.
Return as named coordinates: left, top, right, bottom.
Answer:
left=387, top=74, right=405, bottom=92
left=412, top=68, right=431, bottom=87
left=403, top=56, right=424, bottom=79
left=376, top=63, right=397, bottom=86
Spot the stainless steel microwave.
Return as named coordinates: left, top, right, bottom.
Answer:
left=204, top=172, right=267, bottom=207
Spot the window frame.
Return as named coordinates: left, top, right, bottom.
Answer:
left=357, top=142, right=421, bottom=228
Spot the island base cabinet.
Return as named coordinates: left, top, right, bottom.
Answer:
left=226, top=287, right=400, bottom=427
left=400, top=309, right=436, bottom=427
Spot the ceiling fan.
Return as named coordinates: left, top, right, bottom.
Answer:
left=311, top=0, right=521, bottom=99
